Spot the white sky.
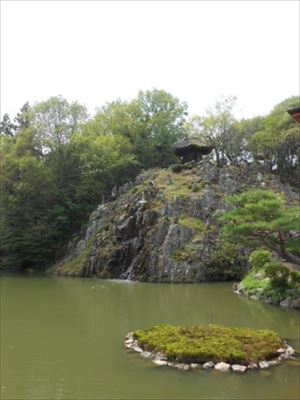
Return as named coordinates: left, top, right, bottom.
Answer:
left=1, top=1, right=299, bottom=120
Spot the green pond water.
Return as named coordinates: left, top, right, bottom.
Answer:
left=1, top=275, right=299, bottom=400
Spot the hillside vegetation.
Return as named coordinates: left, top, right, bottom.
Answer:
left=1, top=92, right=299, bottom=274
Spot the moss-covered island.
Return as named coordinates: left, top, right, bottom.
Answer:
left=125, top=324, right=296, bottom=373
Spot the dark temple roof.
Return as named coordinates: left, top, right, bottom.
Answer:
left=174, top=139, right=213, bottom=156
left=287, top=107, right=300, bottom=124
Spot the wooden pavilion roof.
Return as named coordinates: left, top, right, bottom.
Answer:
left=287, top=107, right=300, bottom=124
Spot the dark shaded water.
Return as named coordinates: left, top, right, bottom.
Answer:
left=1, top=276, right=299, bottom=399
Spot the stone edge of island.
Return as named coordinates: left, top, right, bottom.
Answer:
left=124, top=332, right=297, bottom=373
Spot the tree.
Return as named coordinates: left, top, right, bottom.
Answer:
left=0, top=96, right=139, bottom=270
left=87, top=89, right=187, bottom=168
left=71, top=132, right=139, bottom=205
left=133, top=89, right=188, bottom=167
left=248, top=96, right=300, bottom=182
left=0, top=113, right=16, bottom=136
left=185, top=95, right=237, bottom=166
left=220, top=190, right=300, bottom=266
left=14, top=102, right=32, bottom=131
left=32, top=96, right=88, bottom=153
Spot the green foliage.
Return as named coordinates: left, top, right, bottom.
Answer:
left=248, top=96, right=300, bottom=181
left=240, top=249, right=300, bottom=304
left=249, top=249, right=273, bottom=271
left=185, top=96, right=237, bottom=166
left=133, top=324, right=283, bottom=364
left=205, top=242, right=243, bottom=280
left=264, top=262, right=290, bottom=288
left=0, top=113, right=16, bottom=136
left=1, top=93, right=299, bottom=271
left=171, top=244, right=199, bottom=262
left=0, top=90, right=188, bottom=270
left=186, top=95, right=299, bottom=179
left=89, top=89, right=187, bottom=169
left=220, top=189, right=300, bottom=265
left=178, top=217, right=204, bottom=234
left=170, top=163, right=183, bottom=173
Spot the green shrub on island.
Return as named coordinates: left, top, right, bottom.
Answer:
left=238, top=249, right=300, bottom=306
left=133, top=324, right=283, bottom=364
left=249, top=249, right=273, bottom=272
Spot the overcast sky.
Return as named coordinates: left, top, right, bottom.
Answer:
left=1, top=1, right=299, bottom=120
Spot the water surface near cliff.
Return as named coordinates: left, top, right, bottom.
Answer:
left=1, top=276, right=299, bottom=399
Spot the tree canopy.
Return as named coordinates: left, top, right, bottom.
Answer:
left=0, top=92, right=299, bottom=270
left=220, top=190, right=300, bottom=266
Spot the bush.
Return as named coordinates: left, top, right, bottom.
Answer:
left=265, top=262, right=290, bottom=288
left=249, top=249, right=273, bottom=271
left=205, top=242, right=243, bottom=280
left=290, top=271, right=300, bottom=284
left=171, top=163, right=183, bottom=173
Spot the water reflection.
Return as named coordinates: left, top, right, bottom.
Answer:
left=1, top=276, right=299, bottom=399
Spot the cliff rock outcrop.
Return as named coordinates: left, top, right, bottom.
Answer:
left=52, top=160, right=299, bottom=282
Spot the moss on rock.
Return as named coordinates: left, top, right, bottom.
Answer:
left=61, top=239, right=94, bottom=276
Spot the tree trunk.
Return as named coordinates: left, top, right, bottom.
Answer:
left=284, top=252, right=300, bottom=268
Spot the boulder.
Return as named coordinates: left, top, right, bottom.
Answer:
left=215, top=362, right=230, bottom=372
left=203, top=361, right=214, bottom=369
left=247, top=362, right=258, bottom=370
left=285, top=345, right=296, bottom=357
left=280, top=299, right=291, bottom=308
left=174, top=363, right=190, bottom=370
left=231, top=364, right=247, bottom=373
left=258, top=361, right=270, bottom=369
left=132, top=346, right=143, bottom=353
left=268, top=359, right=281, bottom=367
left=152, top=359, right=167, bottom=366
left=155, top=352, right=167, bottom=361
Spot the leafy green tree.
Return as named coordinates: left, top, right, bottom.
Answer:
left=133, top=89, right=187, bottom=167
left=87, top=89, right=187, bottom=168
left=248, top=96, right=300, bottom=182
left=71, top=132, right=139, bottom=205
left=0, top=130, right=56, bottom=269
left=0, top=113, right=16, bottom=136
left=0, top=96, right=139, bottom=270
left=220, top=190, right=300, bottom=266
left=185, top=96, right=237, bottom=166
left=31, top=95, right=88, bottom=153
left=14, top=102, right=32, bottom=131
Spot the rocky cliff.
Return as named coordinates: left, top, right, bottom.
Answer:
left=51, top=160, right=299, bottom=282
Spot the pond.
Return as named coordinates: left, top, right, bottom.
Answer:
left=1, top=276, right=299, bottom=399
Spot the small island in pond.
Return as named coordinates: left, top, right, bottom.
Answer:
left=125, top=324, right=296, bottom=373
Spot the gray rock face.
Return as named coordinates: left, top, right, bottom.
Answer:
left=53, top=161, right=299, bottom=282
